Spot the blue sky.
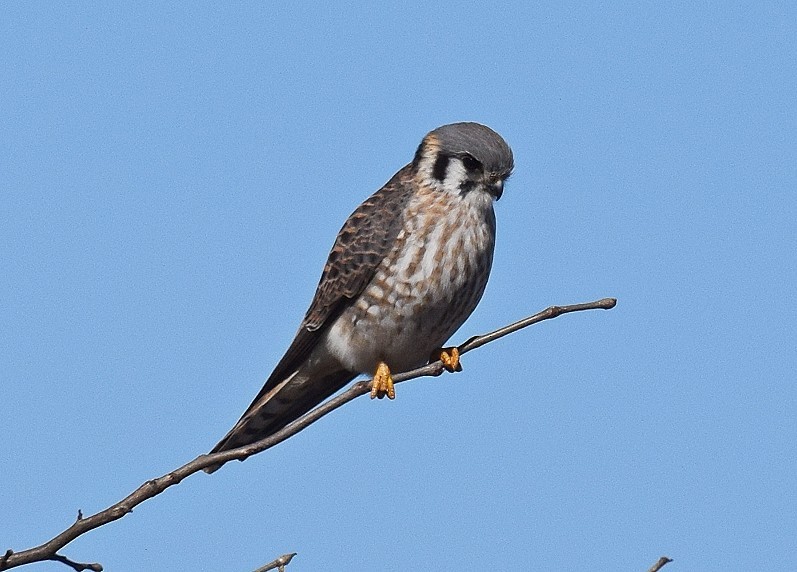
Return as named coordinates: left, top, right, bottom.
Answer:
left=2, top=2, right=794, bottom=571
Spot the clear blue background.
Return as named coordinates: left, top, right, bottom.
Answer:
left=2, top=3, right=794, bottom=571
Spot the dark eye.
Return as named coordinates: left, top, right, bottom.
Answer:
left=461, top=154, right=482, bottom=172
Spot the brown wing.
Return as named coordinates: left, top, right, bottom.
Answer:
left=258, top=164, right=415, bottom=393
left=205, top=165, right=417, bottom=470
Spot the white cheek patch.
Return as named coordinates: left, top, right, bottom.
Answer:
left=442, top=158, right=468, bottom=193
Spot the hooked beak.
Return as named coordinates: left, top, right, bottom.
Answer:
left=487, top=179, right=504, bottom=200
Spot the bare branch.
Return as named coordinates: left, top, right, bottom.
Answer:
left=0, top=298, right=616, bottom=570
left=203, top=297, right=617, bottom=469
left=252, top=552, right=297, bottom=572
left=47, top=555, right=102, bottom=572
left=647, top=556, right=673, bottom=572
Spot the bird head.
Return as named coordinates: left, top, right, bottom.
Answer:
left=412, top=122, right=514, bottom=200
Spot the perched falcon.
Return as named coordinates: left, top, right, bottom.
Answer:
left=206, top=122, right=513, bottom=472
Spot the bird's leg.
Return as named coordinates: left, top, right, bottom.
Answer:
left=370, top=361, right=395, bottom=400
left=431, top=346, right=462, bottom=372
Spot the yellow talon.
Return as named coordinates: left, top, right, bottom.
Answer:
left=433, top=347, right=462, bottom=372
left=370, top=361, right=395, bottom=400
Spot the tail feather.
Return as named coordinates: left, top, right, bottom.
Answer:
left=205, top=368, right=356, bottom=473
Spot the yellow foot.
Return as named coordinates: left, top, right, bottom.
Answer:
left=370, top=361, right=395, bottom=400
left=432, top=347, right=462, bottom=372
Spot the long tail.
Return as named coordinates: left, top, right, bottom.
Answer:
left=205, top=368, right=356, bottom=473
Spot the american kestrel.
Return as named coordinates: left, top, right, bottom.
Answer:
left=206, top=122, right=513, bottom=472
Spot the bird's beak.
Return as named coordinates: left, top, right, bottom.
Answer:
left=487, top=179, right=504, bottom=200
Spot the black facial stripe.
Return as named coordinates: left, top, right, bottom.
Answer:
left=432, top=153, right=449, bottom=182
left=459, top=180, right=477, bottom=195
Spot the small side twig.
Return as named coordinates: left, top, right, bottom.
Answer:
left=0, top=297, right=616, bottom=570
left=252, top=552, right=297, bottom=572
left=647, top=556, right=673, bottom=572
left=47, top=555, right=102, bottom=572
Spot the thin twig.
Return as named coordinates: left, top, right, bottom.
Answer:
left=0, top=298, right=616, bottom=570
left=47, top=555, right=102, bottom=572
left=647, top=556, right=673, bottom=572
left=252, top=552, right=297, bottom=572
